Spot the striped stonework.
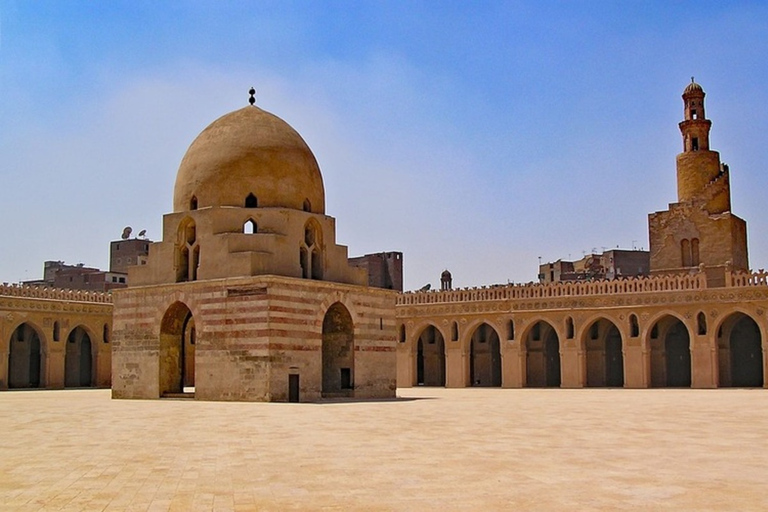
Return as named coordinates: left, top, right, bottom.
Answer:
left=112, top=275, right=397, bottom=401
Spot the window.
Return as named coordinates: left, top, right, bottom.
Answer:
left=630, top=314, right=639, bottom=338
left=399, top=324, right=406, bottom=343
left=697, top=312, right=707, bottom=336
left=103, top=324, right=110, bottom=343
left=53, top=321, right=60, bottom=342
left=243, top=219, right=257, bottom=234
left=507, top=319, right=515, bottom=340
left=190, top=196, right=198, bottom=210
left=566, top=317, right=574, bottom=339
left=692, top=137, right=699, bottom=151
left=303, top=198, right=311, bottom=212
left=245, top=193, right=258, bottom=208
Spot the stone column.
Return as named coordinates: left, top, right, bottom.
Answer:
left=445, top=346, right=465, bottom=387
left=560, top=341, right=582, bottom=388
left=396, top=344, right=412, bottom=388
left=502, top=340, right=523, bottom=388
left=691, top=334, right=717, bottom=388
left=623, top=340, right=645, bottom=388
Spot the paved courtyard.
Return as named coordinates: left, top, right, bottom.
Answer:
left=1, top=387, right=767, bottom=511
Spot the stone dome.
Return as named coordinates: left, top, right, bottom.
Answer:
left=683, top=80, right=704, bottom=96
left=173, top=105, right=325, bottom=214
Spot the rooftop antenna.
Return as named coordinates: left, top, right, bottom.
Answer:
left=248, top=87, right=256, bottom=106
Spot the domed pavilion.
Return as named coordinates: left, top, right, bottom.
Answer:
left=111, top=95, right=398, bottom=402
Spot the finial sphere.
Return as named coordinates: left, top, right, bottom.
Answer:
left=248, top=87, right=256, bottom=106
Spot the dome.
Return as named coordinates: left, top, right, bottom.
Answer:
left=683, top=80, right=704, bottom=96
left=173, top=105, right=325, bottom=214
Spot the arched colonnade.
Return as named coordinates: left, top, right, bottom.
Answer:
left=397, top=308, right=766, bottom=389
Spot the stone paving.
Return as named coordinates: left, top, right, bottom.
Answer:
left=1, top=387, right=767, bottom=511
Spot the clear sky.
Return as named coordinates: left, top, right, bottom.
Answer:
left=1, top=1, right=767, bottom=290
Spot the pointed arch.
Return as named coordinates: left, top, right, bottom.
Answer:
left=468, top=323, right=501, bottom=387
left=648, top=314, right=691, bottom=387
left=716, top=312, right=763, bottom=387
left=415, top=325, right=445, bottom=386
left=583, top=318, right=624, bottom=387
left=524, top=320, right=561, bottom=387
left=65, top=326, right=93, bottom=387
left=8, top=323, right=44, bottom=389
left=245, top=193, right=258, bottom=208
left=159, top=301, right=195, bottom=396
left=322, top=302, right=354, bottom=396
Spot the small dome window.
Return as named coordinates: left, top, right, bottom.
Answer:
left=303, top=199, right=311, bottom=212
left=190, top=196, right=198, bottom=210
left=245, top=194, right=258, bottom=208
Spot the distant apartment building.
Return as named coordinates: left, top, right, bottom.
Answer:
left=538, top=249, right=650, bottom=284
left=22, top=236, right=150, bottom=292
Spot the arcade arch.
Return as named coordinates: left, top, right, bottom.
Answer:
left=524, top=320, right=561, bottom=387
left=415, top=324, right=445, bottom=386
left=468, top=322, right=501, bottom=387
left=65, top=326, right=94, bottom=387
left=583, top=318, right=624, bottom=387
left=8, top=323, right=44, bottom=389
left=648, top=315, right=691, bottom=387
left=717, top=312, right=763, bottom=387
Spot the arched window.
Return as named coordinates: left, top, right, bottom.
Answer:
left=243, top=219, right=257, bottom=234
left=630, top=314, right=639, bottom=337
left=399, top=324, right=406, bottom=343
left=507, top=319, right=515, bottom=340
left=190, top=196, right=198, bottom=210
left=303, top=198, right=311, bottom=212
left=53, top=321, right=60, bottom=342
left=566, top=317, right=574, bottom=339
left=681, top=239, right=692, bottom=267
left=300, top=220, right=323, bottom=280
left=245, top=193, right=258, bottom=208
left=451, top=321, right=458, bottom=342
left=176, top=218, right=200, bottom=282
left=697, top=311, right=707, bottom=335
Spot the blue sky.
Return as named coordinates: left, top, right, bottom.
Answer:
left=1, top=1, right=768, bottom=290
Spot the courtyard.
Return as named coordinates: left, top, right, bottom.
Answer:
left=1, top=388, right=766, bottom=511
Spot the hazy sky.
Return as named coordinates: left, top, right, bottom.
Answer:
left=1, top=1, right=767, bottom=291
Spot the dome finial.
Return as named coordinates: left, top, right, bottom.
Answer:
left=691, top=76, right=695, bottom=83
left=248, top=87, right=256, bottom=106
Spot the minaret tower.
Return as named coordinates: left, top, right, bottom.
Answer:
left=676, top=78, right=729, bottom=213
left=648, top=80, right=748, bottom=285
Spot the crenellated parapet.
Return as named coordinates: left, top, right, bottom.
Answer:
left=397, top=272, right=708, bottom=306
left=0, top=283, right=113, bottom=304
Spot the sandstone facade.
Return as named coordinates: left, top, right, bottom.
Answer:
left=0, top=284, right=113, bottom=389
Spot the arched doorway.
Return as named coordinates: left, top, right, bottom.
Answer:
left=718, top=313, right=763, bottom=387
left=322, top=302, right=354, bottom=396
left=8, top=323, right=43, bottom=388
left=65, top=326, right=93, bottom=387
left=160, top=302, right=195, bottom=396
left=585, top=319, right=624, bottom=387
left=649, top=316, right=691, bottom=387
left=525, top=321, right=561, bottom=387
left=469, top=323, right=501, bottom=387
left=415, top=325, right=445, bottom=386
